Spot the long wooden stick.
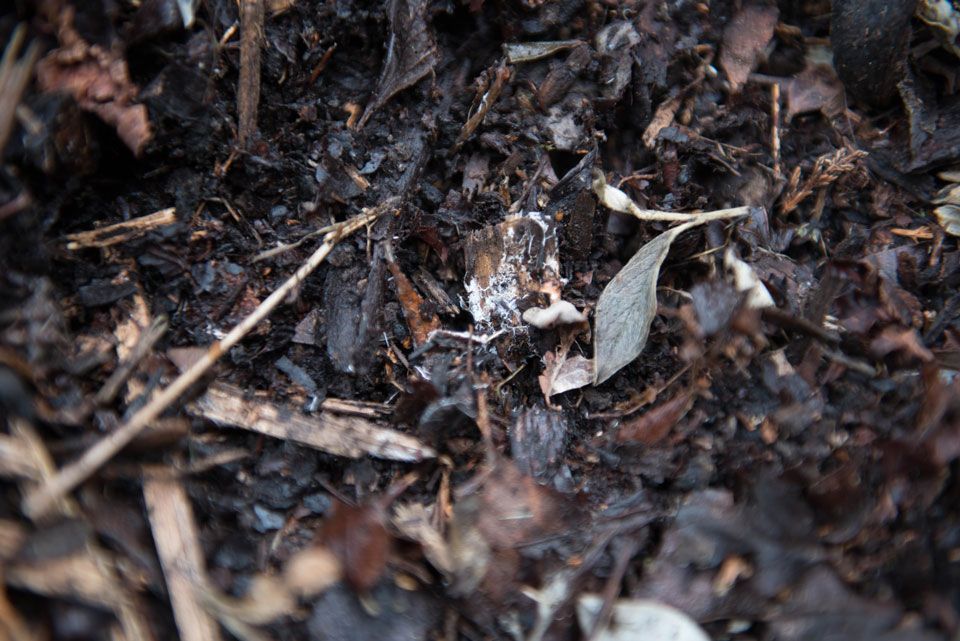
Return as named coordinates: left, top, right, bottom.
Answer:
left=237, top=0, right=264, bottom=147
left=23, top=207, right=385, bottom=519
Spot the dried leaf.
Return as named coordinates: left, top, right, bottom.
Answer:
left=539, top=351, right=594, bottom=397
left=386, top=248, right=440, bottom=346
left=358, top=0, right=439, bottom=128
left=869, top=326, right=934, bottom=363
left=617, top=390, right=693, bottom=445
left=503, top=40, right=583, bottom=64
left=934, top=203, right=960, bottom=236
left=448, top=460, right=580, bottom=596
left=392, top=503, right=453, bottom=576
left=36, top=8, right=152, bottom=155
left=593, top=223, right=690, bottom=385
left=719, top=5, right=779, bottom=92
left=642, top=93, right=683, bottom=149
left=782, top=63, right=845, bottom=121
left=593, top=183, right=749, bottom=384
left=321, top=501, right=391, bottom=591
left=576, top=594, right=709, bottom=641
left=473, top=461, right=576, bottom=550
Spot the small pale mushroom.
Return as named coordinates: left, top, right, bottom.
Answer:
left=522, top=301, right=588, bottom=329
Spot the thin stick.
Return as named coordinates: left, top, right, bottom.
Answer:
left=23, top=207, right=386, bottom=519
left=95, top=315, right=169, bottom=405
left=585, top=538, right=641, bottom=641
left=65, top=208, right=177, bottom=250
left=237, top=0, right=264, bottom=147
left=770, top=83, right=781, bottom=180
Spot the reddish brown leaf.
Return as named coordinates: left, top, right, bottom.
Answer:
left=321, top=501, right=391, bottom=592
left=475, top=461, right=575, bottom=549
left=617, top=390, right=693, bottom=445
left=386, top=259, right=440, bottom=346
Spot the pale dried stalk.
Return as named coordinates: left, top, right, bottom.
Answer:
left=592, top=170, right=749, bottom=222
left=23, top=206, right=386, bottom=519
left=65, top=208, right=176, bottom=250
left=771, top=82, right=781, bottom=180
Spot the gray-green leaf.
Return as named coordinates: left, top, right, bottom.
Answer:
left=593, top=207, right=747, bottom=385
left=593, top=225, right=688, bottom=384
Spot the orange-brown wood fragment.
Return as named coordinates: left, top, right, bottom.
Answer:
left=386, top=250, right=440, bottom=346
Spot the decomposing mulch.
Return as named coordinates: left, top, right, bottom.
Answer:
left=1, top=1, right=959, bottom=640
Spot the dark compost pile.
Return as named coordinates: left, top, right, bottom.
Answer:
left=1, top=1, right=959, bottom=640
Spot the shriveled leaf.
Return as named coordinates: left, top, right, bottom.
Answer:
left=724, top=247, right=774, bottom=309
left=593, top=225, right=686, bottom=384
left=358, top=0, right=439, bottom=128
left=617, top=390, right=693, bottom=445
left=321, top=501, right=391, bottom=592
left=934, top=203, right=960, bottom=236
left=392, top=503, right=453, bottom=576
left=719, top=4, right=779, bottom=92
left=593, top=201, right=748, bottom=384
left=540, top=352, right=594, bottom=397
left=782, top=63, right=845, bottom=121
left=36, top=12, right=152, bottom=155
left=576, top=594, right=710, bottom=641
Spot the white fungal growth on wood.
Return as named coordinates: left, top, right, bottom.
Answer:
left=464, top=211, right=560, bottom=330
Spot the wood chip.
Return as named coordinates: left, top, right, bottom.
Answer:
left=191, top=382, right=436, bottom=462
left=144, top=476, right=222, bottom=641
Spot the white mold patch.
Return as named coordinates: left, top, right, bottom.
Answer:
left=463, top=211, right=560, bottom=330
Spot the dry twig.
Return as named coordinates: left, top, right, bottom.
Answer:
left=770, top=82, right=781, bottom=180
left=144, top=476, right=222, bottom=641
left=454, top=61, right=510, bottom=150
left=23, top=205, right=388, bottom=519
left=65, top=208, right=177, bottom=250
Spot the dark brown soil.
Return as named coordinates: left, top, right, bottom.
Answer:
left=1, top=1, right=959, bottom=640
